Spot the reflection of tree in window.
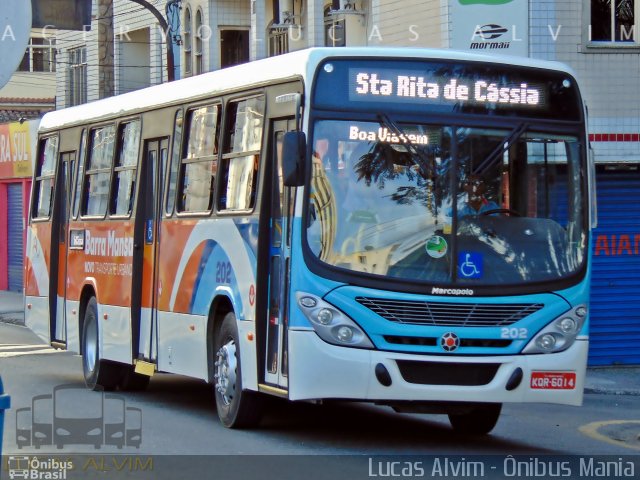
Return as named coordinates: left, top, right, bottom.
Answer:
left=34, top=137, right=58, bottom=218
left=591, top=0, right=636, bottom=42
left=111, top=121, right=140, bottom=216
left=179, top=106, right=219, bottom=212
left=166, top=110, right=183, bottom=214
left=219, top=97, right=264, bottom=211
left=84, top=126, right=115, bottom=216
left=187, top=106, right=219, bottom=158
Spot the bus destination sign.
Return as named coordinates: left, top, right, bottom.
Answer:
left=350, top=69, right=545, bottom=109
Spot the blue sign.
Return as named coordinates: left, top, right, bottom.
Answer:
left=145, top=219, right=153, bottom=244
left=458, top=252, right=483, bottom=279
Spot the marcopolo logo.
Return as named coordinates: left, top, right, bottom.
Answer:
left=431, top=287, right=475, bottom=296
left=15, top=385, right=143, bottom=451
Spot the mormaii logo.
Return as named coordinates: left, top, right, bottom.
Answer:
left=431, top=287, right=474, bottom=296
left=474, top=24, right=508, bottom=40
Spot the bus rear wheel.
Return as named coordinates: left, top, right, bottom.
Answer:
left=82, top=297, right=121, bottom=391
left=213, top=312, right=263, bottom=428
left=448, top=403, right=502, bottom=435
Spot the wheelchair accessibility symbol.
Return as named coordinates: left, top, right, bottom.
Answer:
left=458, top=252, right=483, bottom=279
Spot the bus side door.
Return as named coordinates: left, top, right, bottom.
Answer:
left=51, top=151, right=76, bottom=345
left=132, top=138, right=167, bottom=364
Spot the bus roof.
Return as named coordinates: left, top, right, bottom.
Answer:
left=39, top=47, right=577, bottom=132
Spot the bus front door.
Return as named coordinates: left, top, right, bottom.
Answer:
left=133, top=138, right=167, bottom=367
left=262, top=118, right=296, bottom=391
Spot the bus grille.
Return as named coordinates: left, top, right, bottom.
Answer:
left=356, top=297, right=543, bottom=327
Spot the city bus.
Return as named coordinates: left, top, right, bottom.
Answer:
left=25, top=47, right=594, bottom=435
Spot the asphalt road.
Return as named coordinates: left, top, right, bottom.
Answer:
left=1, top=322, right=638, bottom=480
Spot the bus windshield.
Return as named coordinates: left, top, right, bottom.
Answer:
left=306, top=119, right=587, bottom=288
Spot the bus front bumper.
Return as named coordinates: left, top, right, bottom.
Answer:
left=287, top=329, right=588, bottom=406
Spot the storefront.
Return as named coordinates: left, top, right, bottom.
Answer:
left=0, top=120, right=37, bottom=292
left=589, top=167, right=640, bottom=365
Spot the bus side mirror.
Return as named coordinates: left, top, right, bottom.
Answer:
left=282, top=131, right=306, bottom=187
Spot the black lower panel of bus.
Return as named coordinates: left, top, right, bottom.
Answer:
left=395, top=360, right=500, bottom=386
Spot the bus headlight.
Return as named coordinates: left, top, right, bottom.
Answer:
left=296, top=292, right=374, bottom=349
left=317, top=308, right=333, bottom=325
left=523, top=305, right=587, bottom=354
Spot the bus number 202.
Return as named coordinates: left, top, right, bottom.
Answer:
left=216, top=261, right=232, bottom=284
left=501, top=327, right=528, bottom=339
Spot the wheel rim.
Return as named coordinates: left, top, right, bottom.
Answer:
left=84, top=319, right=98, bottom=374
left=215, top=339, right=237, bottom=406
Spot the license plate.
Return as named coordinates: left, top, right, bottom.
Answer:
left=530, top=371, right=576, bottom=390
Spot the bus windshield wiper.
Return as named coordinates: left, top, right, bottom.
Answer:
left=473, top=122, right=527, bottom=175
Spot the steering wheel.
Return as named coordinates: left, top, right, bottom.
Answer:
left=480, top=208, right=521, bottom=217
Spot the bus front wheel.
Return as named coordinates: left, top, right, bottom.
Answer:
left=82, top=297, right=121, bottom=391
left=213, top=312, right=263, bottom=428
left=448, top=403, right=502, bottom=435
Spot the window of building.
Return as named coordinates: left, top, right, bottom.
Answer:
left=18, top=36, right=56, bottom=73
left=184, top=7, right=193, bottom=76
left=195, top=9, right=204, bottom=74
left=218, top=96, right=265, bottom=211
left=268, top=28, right=289, bottom=56
left=324, top=5, right=345, bottom=47
left=178, top=105, right=220, bottom=213
left=110, top=120, right=141, bottom=216
left=166, top=109, right=184, bottom=215
left=591, top=0, right=637, bottom=42
left=220, top=30, right=249, bottom=68
left=32, top=136, right=59, bottom=219
left=83, top=125, right=116, bottom=217
left=67, top=47, right=87, bottom=107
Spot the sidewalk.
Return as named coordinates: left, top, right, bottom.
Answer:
left=1, top=289, right=638, bottom=395
left=0, top=289, right=24, bottom=326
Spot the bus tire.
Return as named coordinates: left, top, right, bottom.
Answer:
left=213, top=311, right=263, bottom=428
left=448, top=403, right=502, bottom=435
left=82, top=297, right=121, bottom=391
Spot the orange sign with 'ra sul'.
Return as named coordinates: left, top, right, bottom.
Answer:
left=0, top=121, right=35, bottom=179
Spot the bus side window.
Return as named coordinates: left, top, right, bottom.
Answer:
left=177, top=105, right=219, bottom=213
left=218, top=95, right=264, bottom=212
left=72, top=129, right=87, bottom=220
left=32, top=136, right=59, bottom=219
left=165, top=109, right=183, bottom=215
left=110, top=120, right=141, bottom=217
left=82, top=125, right=116, bottom=217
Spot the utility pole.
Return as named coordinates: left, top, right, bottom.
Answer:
left=98, top=0, right=115, bottom=98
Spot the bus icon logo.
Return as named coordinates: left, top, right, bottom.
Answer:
left=441, top=332, right=460, bottom=352
left=8, top=456, right=30, bottom=479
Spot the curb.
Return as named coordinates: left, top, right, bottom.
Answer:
left=0, top=314, right=25, bottom=326
left=584, top=387, right=640, bottom=396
